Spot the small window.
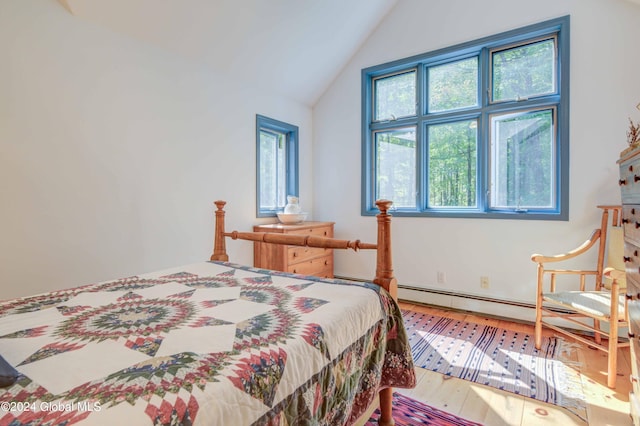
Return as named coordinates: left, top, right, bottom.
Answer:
left=428, top=57, right=478, bottom=113
left=374, top=70, right=417, bottom=121
left=491, top=37, right=557, bottom=103
left=256, top=115, right=298, bottom=217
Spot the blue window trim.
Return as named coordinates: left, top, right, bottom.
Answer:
left=361, top=16, right=570, bottom=220
left=256, top=114, right=299, bottom=217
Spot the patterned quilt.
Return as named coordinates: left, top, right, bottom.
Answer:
left=0, top=261, right=415, bottom=425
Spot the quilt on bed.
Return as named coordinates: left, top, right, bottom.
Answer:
left=0, top=261, right=415, bottom=426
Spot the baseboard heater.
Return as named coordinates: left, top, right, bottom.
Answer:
left=399, top=284, right=535, bottom=309
left=334, top=276, right=573, bottom=315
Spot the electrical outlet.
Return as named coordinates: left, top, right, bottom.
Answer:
left=437, top=271, right=446, bottom=284
left=480, top=276, right=489, bottom=289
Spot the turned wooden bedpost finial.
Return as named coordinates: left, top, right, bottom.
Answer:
left=373, top=199, right=397, bottom=300
left=211, top=200, right=229, bottom=261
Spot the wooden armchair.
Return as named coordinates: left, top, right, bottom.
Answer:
left=531, top=205, right=629, bottom=388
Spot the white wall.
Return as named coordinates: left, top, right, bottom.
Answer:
left=313, top=0, right=640, bottom=320
left=0, top=0, right=313, bottom=299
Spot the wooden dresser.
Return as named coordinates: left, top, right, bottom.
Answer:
left=618, top=143, right=640, bottom=424
left=253, top=221, right=334, bottom=278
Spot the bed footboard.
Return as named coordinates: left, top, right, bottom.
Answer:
left=211, top=199, right=397, bottom=298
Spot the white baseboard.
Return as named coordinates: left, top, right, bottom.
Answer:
left=398, top=285, right=537, bottom=323
left=334, top=275, right=538, bottom=324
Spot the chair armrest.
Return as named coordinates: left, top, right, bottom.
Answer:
left=603, top=267, right=626, bottom=283
left=531, top=229, right=601, bottom=264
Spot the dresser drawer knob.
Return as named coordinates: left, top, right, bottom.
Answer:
left=629, top=332, right=636, bottom=339
left=324, top=260, right=329, bottom=266
left=633, top=208, right=637, bottom=215
left=631, top=165, right=635, bottom=172
left=624, top=256, right=632, bottom=262
left=620, top=178, right=628, bottom=186
left=293, top=252, right=298, bottom=257
left=634, top=175, right=640, bottom=183
left=635, top=221, right=640, bottom=229
left=627, top=293, right=634, bottom=300
left=623, top=217, right=630, bottom=224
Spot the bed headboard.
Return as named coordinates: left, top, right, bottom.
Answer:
left=210, top=200, right=397, bottom=299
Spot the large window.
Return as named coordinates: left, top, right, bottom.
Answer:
left=256, top=115, right=298, bottom=217
left=361, top=16, right=569, bottom=219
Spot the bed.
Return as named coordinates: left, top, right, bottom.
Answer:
left=0, top=200, right=416, bottom=426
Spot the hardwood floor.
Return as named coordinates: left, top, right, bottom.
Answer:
left=365, top=301, right=633, bottom=425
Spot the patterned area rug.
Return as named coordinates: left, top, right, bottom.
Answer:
left=365, top=392, right=482, bottom=426
left=403, top=310, right=586, bottom=420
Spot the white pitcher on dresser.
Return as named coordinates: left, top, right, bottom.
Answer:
left=283, top=195, right=301, bottom=214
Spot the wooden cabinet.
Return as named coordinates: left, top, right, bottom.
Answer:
left=253, top=221, right=334, bottom=278
left=618, top=144, right=640, bottom=425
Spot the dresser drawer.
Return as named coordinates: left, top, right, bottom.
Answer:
left=253, top=221, right=334, bottom=278
left=631, top=330, right=640, bottom=386
left=286, top=225, right=333, bottom=238
left=626, top=241, right=640, bottom=280
left=620, top=155, right=640, bottom=203
left=629, top=272, right=640, bottom=297
left=288, top=246, right=332, bottom=264
left=624, top=207, right=640, bottom=246
left=287, top=255, right=333, bottom=277
left=629, top=289, right=640, bottom=331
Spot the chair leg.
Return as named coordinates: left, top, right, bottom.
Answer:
left=535, top=315, right=543, bottom=349
left=607, top=321, right=619, bottom=388
left=535, top=266, right=544, bottom=349
left=594, top=319, right=602, bottom=345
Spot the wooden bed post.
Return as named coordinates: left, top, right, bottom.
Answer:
left=210, top=200, right=229, bottom=261
left=373, top=199, right=397, bottom=300
left=373, top=199, right=397, bottom=426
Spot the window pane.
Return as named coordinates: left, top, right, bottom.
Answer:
left=259, top=129, right=286, bottom=210
left=428, top=120, right=477, bottom=207
left=374, top=71, right=416, bottom=121
left=492, top=38, right=556, bottom=102
left=376, top=128, right=416, bottom=208
left=428, top=57, right=478, bottom=113
left=490, top=109, right=555, bottom=209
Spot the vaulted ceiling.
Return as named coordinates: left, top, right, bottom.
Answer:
left=58, top=0, right=639, bottom=107
left=59, top=0, right=397, bottom=106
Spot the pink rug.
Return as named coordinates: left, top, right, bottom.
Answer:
left=365, top=392, right=482, bottom=425
left=402, top=310, right=586, bottom=420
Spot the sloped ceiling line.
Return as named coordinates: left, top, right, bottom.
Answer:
left=55, top=0, right=398, bottom=106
